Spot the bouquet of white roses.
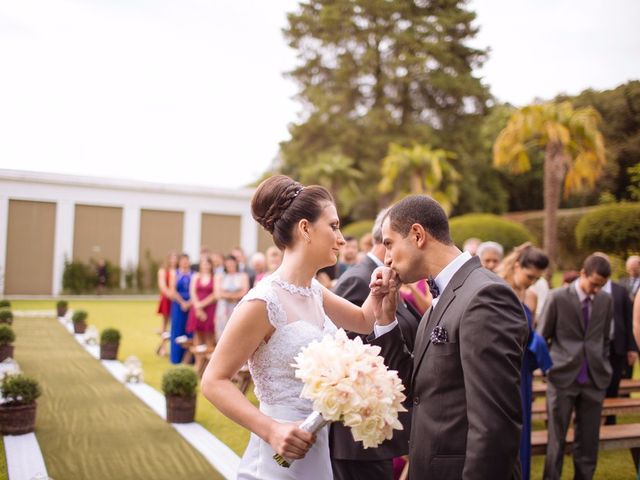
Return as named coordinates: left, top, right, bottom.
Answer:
left=273, top=328, right=407, bottom=467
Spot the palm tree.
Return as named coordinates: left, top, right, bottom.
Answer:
left=493, top=101, right=606, bottom=269
left=378, top=143, right=460, bottom=215
left=299, top=149, right=364, bottom=217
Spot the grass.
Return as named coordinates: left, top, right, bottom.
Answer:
left=0, top=437, right=6, bottom=480
left=8, top=298, right=640, bottom=478
left=10, top=299, right=254, bottom=456
left=13, top=316, right=222, bottom=480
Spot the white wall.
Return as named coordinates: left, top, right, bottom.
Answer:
left=0, top=169, right=256, bottom=295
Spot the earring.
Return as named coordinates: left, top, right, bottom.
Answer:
left=304, top=234, right=311, bottom=243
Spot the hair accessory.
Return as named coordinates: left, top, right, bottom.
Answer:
left=293, top=186, right=304, bottom=198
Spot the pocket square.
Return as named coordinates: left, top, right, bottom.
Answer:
left=430, top=326, right=448, bottom=345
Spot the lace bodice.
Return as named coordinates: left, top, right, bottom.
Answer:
left=239, top=274, right=337, bottom=413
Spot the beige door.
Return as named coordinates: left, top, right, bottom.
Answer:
left=5, top=200, right=56, bottom=294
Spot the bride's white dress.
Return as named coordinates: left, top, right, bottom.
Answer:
left=236, top=274, right=336, bottom=480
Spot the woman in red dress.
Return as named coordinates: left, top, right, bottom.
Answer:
left=156, top=251, right=178, bottom=356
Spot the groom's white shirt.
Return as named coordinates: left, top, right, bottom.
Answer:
left=373, top=251, right=471, bottom=337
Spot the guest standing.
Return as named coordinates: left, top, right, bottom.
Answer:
left=186, top=256, right=217, bottom=348
left=538, top=254, right=613, bottom=480
left=156, top=251, right=178, bottom=356
left=169, top=253, right=193, bottom=364
left=497, top=243, right=552, bottom=480
left=214, top=255, right=249, bottom=342
left=476, top=241, right=503, bottom=272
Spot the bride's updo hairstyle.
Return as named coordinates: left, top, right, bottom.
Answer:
left=252, top=175, right=334, bottom=250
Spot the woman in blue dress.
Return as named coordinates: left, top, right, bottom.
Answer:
left=498, top=243, right=552, bottom=480
left=169, top=253, right=193, bottom=364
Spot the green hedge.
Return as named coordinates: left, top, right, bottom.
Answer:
left=576, top=203, right=640, bottom=258
left=521, top=209, right=590, bottom=270
left=62, top=260, right=121, bottom=294
left=449, top=214, right=534, bottom=253
left=162, top=367, right=198, bottom=397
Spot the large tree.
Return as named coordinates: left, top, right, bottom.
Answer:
left=493, top=101, right=606, bottom=269
left=279, top=0, right=489, bottom=220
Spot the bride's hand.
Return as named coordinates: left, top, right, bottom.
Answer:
left=369, top=267, right=400, bottom=325
left=267, top=421, right=316, bottom=460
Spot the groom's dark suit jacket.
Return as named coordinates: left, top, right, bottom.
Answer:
left=329, top=255, right=420, bottom=462
left=373, top=256, right=528, bottom=480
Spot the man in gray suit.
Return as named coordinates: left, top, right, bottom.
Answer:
left=538, top=254, right=613, bottom=480
left=330, top=209, right=420, bottom=480
left=370, top=195, right=528, bottom=479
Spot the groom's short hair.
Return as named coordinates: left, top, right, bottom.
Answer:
left=387, top=195, right=453, bottom=245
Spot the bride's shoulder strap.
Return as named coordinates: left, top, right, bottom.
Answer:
left=238, top=276, right=287, bottom=328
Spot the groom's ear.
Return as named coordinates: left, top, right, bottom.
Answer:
left=410, top=223, right=427, bottom=248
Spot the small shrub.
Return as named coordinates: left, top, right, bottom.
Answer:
left=0, top=309, right=13, bottom=325
left=56, top=300, right=68, bottom=309
left=575, top=203, right=640, bottom=258
left=100, top=328, right=121, bottom=344
left=161, top=367, right=198, bottom=397
left=72, top=310, right=88, bottom=324
left=0, top=325, right=15, bottom=345
left=449, top=214, right=534, bottom=253
left=0, top=300, right=10, bottom=308
left=1, top=374, right=41, bottom=406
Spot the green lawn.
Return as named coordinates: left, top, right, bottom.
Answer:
left=9, top=299, right=254, bottom=456
left=7, top=298, right=640, bottom=479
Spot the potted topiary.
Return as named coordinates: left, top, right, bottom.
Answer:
left=100, top=328, right=121, bottom=360
left=56, top=300, right=68, bottom=318
left=72, top=310, right=88, bottom=334
left=0, top=309, right=13, bottom=326
left=0, top=325, right=15, bottom=362
left=0, top=374, right=42, bottom=435
left=0, top=300, right=10, bottom=308
left=161, top=366, right=198, bottom=423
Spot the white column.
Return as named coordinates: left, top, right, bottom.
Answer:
left=120, top=205, right=141, bottom=288
left=240, top=209, right=258, bottom=256
left=183, top=209, right=202, bottom=261
left=52, top=200, right=75, bottom=296
left=0, top=195, right=8, bottom=296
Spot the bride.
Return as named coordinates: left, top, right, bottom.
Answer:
left=201, top=175, right=394, bottom=479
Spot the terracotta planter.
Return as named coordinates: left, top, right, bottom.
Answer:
left=166, top=395, right=196, bottom=423
left=100, top=342, right=119, bottom=360
left=73, top=322, right=87, bottom=334
left=56, top=306, right=68, bottom=317
left=0, top=402, right=37, bottom=435
left=0, top=344, right=14, bottom=362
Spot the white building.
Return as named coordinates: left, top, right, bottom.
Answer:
left=0, top=169, right=271, bottom=295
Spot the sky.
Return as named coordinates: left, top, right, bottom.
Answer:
left=0, top=0, right=638, bottom=190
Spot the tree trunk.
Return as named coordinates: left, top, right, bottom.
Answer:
left=543, top=141, right=566, bottom=279
left=410, top=171, right=422, bottom=194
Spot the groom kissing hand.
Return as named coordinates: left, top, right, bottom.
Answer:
left=370, top=195, right=528, bottom=480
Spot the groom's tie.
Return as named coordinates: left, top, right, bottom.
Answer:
left=427, top=277, right=440, bottom=299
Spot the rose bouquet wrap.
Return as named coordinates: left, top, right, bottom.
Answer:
left=273, top=328, right=407, bottom=467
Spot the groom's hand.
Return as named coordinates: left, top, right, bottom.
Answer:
left=369, top=266, right=399, bottom=325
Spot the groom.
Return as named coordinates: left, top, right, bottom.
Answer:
left=370, top=195, right=528, bottom=479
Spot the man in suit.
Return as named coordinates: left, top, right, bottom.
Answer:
left=604, top=276, right=638, bottom=423
left=538, top=254, right=613, bottom=480
left=370, top=195, right=528, bottom=480
left=330, top=209, right=421, bottom=480
left=620, top=255, right=640, bottom=303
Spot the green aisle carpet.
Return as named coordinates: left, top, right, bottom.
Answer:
left=13, top=317, right=223, bottom=480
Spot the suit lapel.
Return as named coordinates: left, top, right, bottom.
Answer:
left=411, top=256, right=480, bottom=385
